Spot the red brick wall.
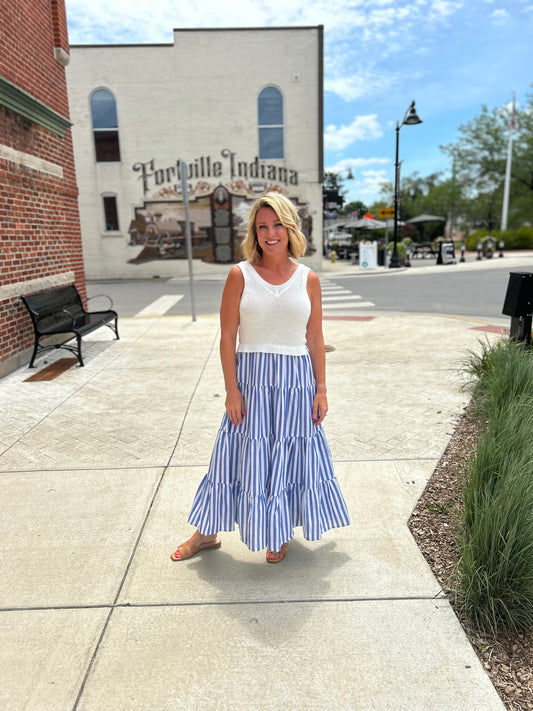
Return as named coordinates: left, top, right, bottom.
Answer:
left=0, top=0, right=85, bottom=372
left=0, top=0, right=70, bottom=116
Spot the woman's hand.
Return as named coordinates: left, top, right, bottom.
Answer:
left=312, top=389, right=328, bottom=426
left=225, top=389, right=247, bottom=426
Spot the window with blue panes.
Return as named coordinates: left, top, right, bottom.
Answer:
left=91, top=89, right=121, bottom=162
left=258, top=87, right=284, bottom=159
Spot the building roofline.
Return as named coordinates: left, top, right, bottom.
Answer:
left=173, top=25, right=323, bottom=32
left=70, top=25, right=324, bottom=48
left=70, top=43, right=172, bottom=48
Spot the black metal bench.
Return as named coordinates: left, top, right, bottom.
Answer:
left=412, top=242, right=437, bottom=259
left=21, top=284, right=119, bottom=367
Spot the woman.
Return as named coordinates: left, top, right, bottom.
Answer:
left=171, top=192, right=350, bottom=563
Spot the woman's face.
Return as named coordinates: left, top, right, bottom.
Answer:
left=255, top=206, right=289, bottom=257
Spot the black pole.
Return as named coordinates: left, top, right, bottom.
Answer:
left=389, top=122, right=401, bottom=268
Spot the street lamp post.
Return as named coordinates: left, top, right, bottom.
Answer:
left=389, top=101, right=422, bottom=268
left=323, top=167, right=354, bottom=256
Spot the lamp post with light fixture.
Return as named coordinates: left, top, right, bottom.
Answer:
left=337, top=167, right=354, bottom=214
left=323, top=167, right=354, bottom=216
left=323, top=167, right=354, bottom=258
left=389, top=101, right=422, bottom=269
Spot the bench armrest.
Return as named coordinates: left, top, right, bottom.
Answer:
left=59, top=309, right=77, bottom=327
left=85, top=294, right=114, bottom=310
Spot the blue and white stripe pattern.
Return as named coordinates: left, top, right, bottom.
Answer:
left=188, top=351, right=350, bottom=552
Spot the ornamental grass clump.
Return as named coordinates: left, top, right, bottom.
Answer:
left=458, top=338, right=533, bottom=634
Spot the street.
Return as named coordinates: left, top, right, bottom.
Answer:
left=87, top=255, right=533, bottom=325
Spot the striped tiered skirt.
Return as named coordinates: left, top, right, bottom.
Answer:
left=188, top=351, right=350, bottom=552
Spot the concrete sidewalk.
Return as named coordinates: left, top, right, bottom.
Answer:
left=319, top=249, right=533, bottom=277
left=0, top=308, right=508, bottom=709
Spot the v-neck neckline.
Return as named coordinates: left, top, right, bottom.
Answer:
left=248, top=262, right=301, bottom=293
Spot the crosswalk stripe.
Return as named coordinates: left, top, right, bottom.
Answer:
left=322, top=294, right=363, bottom=302
left=321, top=289, right=353, bottom=296
left=322, top=301, right=375, bottom=309
left=134, top=295, right=184, bottom=317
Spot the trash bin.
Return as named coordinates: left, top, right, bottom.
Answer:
left=378, top=247, right=385, bottom=266
left=502, top=272, right=533, bottom=346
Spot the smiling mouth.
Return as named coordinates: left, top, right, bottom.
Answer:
left=266, top=240, right=280, bottom=245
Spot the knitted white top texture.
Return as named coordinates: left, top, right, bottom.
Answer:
left=237, top=260, right=311, bottom=355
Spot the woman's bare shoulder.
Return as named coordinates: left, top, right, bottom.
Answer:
left=306, top=269, right=321, bottom=290
left=224, top=264, right=245, bottom=291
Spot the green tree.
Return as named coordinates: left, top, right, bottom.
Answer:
left=342, top=200, right=368, bottom=217
left=441, top=95, right=533, bottom=229
left=328, top=94, right=533, bottom=234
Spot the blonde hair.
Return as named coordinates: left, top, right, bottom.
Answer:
left=241, top=192, right=308, bottom=263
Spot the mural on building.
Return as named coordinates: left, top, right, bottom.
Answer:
left=127, top=151, right=314, bottom=264
left=127, top=179, right=314, bottom=265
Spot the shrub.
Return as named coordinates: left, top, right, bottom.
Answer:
left=387, top=240, right=406, bottom=262
left=465, top=226, right=533, bottom=251
left=463, top=338, right=533, bottom=419
left=457, top=338, right=533, bottom=633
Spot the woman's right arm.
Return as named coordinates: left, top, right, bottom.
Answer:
left=219, top=265, right=246, bottom=425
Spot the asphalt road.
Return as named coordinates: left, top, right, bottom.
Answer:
left=86, top=258, right=531, bottom=324
left=333, top=266, right=514, bottom=322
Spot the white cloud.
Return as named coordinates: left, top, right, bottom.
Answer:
left=65, top=0, right=466, bottom=46
left=491, top=8, right=510, bottom=22
left=359, top=168, right=390, bottom=193
left=321, top=0, right=466, bottom=103
left=429, top=0, right=464, bottom=16
left=326, top=161, right=391, bottom=203
left=66, top=0, right=276, bottom=43
left=324, top=76, right=375, bottom=103
left=326, top=157, right=390, bottom=173
left=324, top=115, right=383, bottom=151
left=340, top=168, right=391, bottom=203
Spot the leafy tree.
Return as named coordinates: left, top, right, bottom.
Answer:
left=441, top=94, right=533, bottom=229
left=325, top=94, right=533, bottom=235
left=342, top=200, right=368, bottom=217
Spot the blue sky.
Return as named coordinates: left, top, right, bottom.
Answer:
left=65, top=0, right=533, bottom=206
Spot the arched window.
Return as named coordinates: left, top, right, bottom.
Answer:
left=258, top=86, right=284, bottom=160
left=91, top=89, right=121, bottom=162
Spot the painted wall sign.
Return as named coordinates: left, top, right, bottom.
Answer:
left=133, top=148, right=299, bottom=197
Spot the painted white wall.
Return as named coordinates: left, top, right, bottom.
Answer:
left=67, top=27, right=323, bottom=279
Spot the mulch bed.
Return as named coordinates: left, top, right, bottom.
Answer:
left=408, top=402, right=533, bottom=710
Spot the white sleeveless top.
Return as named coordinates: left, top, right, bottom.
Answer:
left=237, top=260, right=311, bottom=355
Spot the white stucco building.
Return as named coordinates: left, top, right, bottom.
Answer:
left=66, top=26, right=324, bottom=279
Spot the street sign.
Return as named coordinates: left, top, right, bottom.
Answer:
left=378, top=207, right=395, bottom=219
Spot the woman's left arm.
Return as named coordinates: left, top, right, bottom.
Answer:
left=306, top=271, right=328, bottom=426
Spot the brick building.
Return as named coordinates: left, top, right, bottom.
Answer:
left=0, top=0, right=85, bottom=377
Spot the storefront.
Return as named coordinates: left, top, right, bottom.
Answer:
left=67, top=26, right=324, bottom=279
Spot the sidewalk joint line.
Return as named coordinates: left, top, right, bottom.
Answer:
left=0, top=593, right=447, bottom=614
left=71, top=325, right=220, bottom=711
